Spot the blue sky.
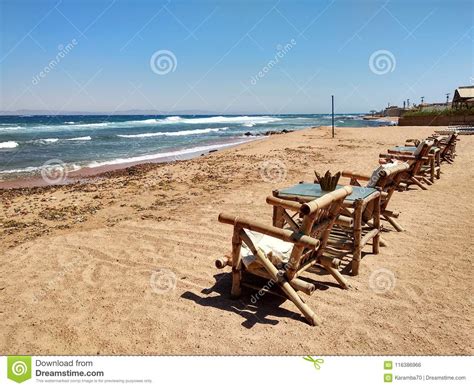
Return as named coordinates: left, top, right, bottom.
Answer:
left=0, top=0, right=473, bottom=114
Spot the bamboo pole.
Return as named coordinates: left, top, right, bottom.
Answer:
left=215, top=257, right=231, bottom=269
left=352, top=199, right=363, bottom=276
left=383, top=214, right=404, bottom=232
left=372, top=194, right=380, bottom=254
left=272, top=205, right=285, bottom=228
left=410, top=176, right=428, bottom=190
left=341, top=170, right=371, bottom=181
left=231, top=228, right=242, bottom=297
left=266, top=196, right=302, bottom=212
left=323, top=265, right=349, bottom=289
left=218, top=213, right=320, bottom=249
left=360, top=229, right=379, bottom=250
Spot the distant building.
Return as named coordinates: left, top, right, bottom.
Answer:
left=383, top=106, right=405, bottom=117
left=452, top=86, right=474, bottom=108
left=419, top=102, right=451, bottom=112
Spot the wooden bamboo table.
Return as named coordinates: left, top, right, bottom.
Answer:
left=272, top=183, right=381, bottom=275
left=389, top=145, right=440, bottom=183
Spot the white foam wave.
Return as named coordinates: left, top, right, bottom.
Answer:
left=66, top=136, right=92, bottom=141
left=0, top=116, right=281, bottom=133
left=29, top=136, right=91, bottom=145
left=160, top=115, right=281, bottom=125
left=87, top=139, right=253, bottom=168
left=0, top=141, right=18, bottom=149
left=41, top=138, right=59, bottom=143
left=0, top=126, right=24, bottom=130
left=117, top=127, right=229, bottom=138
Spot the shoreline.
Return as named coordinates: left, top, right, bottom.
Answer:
left=0, top=136, right=262, bottom=189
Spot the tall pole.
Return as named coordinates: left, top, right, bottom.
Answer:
left=331, top=95, right=335, bottom=138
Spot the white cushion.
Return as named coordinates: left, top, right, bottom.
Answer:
left=240, top=229, right=293, bottom=269
left=367, top=161, right=403, bottom=188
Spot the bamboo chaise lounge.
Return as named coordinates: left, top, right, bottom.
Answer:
left=341, top=161, right=410, bottom=232
left=385, top=139, right=441, bottom=184
left=406, top=133, right=458, bottom=164
left=216, top=186, right=353, bottom=326
left=379, top=140, right=434, bottom=190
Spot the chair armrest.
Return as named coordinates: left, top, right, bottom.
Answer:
left=341, top=170, right=371, bottom=181
left=388, top=150, right=413, bottom=155
left=266, top=196, right=302, bottom=212
left=379, top=153, right=426, bottom=161
left=218, top=213, right=320, bottom=249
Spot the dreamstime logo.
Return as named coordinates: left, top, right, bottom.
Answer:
left=368, top=268, right=396, bottom=294
left=12, top=361, right=28, bottom=376
left=150, top=50, right=177, bottom=75
left=40, top=159, right=68, bottom=185
left=32, top=39, right=78, bottom=85
left=150, top=269, right=177, bottom=294
left=250, top=38, right=296, bottom=85
left=369, top=50, right=396, bottom=75
left=8, top=356, right=32, bottom=383
left=259, top=159, right=287, bottom=183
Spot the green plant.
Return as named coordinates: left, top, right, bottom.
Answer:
left=403, top=107, right=474, bottom=117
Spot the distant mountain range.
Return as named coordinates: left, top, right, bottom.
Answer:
left=0, top=109, right=222, bottom=116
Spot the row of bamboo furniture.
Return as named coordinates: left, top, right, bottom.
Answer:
left=216, top=132, right=459, bottom=325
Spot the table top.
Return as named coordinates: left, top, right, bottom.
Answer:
left=391, top=145, right=417, bottom=152
left=275, top=183, right=378, bottom=202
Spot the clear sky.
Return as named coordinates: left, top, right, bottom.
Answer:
left=0, top=0, right=473, bottom=114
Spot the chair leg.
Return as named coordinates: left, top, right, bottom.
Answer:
left=383, top=214, right=404, bottom=232
left=411, top=176, right=428, bottom=190
left=422, top=176, right=433, bottom=185
left=323, top=265, right=349, bottom=289
left=253, top=247, right=319, bottom=325
left=231, top=229, right=242, bottom=298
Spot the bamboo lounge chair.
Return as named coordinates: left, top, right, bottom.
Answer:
left=436, top=133, right=458, bottom=163
left=421, top=133, right=458, bottom=164
left=379, top=140, right=434, bottom=190
left=216, top=186, right=353, bottom=326
left=341, top=161, right=410, bottom=232
left=386, top=139, right=441, bottom=184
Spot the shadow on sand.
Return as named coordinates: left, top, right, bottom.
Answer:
left=181, top=271, right=344, bottom=328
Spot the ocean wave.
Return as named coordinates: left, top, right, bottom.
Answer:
left=117, top=127, right=229, bottom=138
left=0, top=141, right=19, bottom=149
left=163, top=115, right=281, bottom=125
left=41, top=138, right=59, bottom=143
left=0, top=125, right=24, bottom=130
left=0, top=116, right=281, bottom=133
left=87, top=139, right=253, bottom=168
left=29, top=136, right=91, bottom=145
left=65, top=136, right=92, bottom=141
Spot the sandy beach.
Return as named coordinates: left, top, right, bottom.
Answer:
left=0, top=125, right=472, bottom=355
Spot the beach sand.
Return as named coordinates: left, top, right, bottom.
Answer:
left=0, top=125, right=472, bottom=355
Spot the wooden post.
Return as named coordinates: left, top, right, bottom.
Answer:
left=231, top=228, right=243, bottom=297
left=272, top=205, right=285, bottom=228
left=352, top=199, right=363, bottom=275
left=331, top=95, right=335, bottom=138
left=373, top=194, right=380, bottom=254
